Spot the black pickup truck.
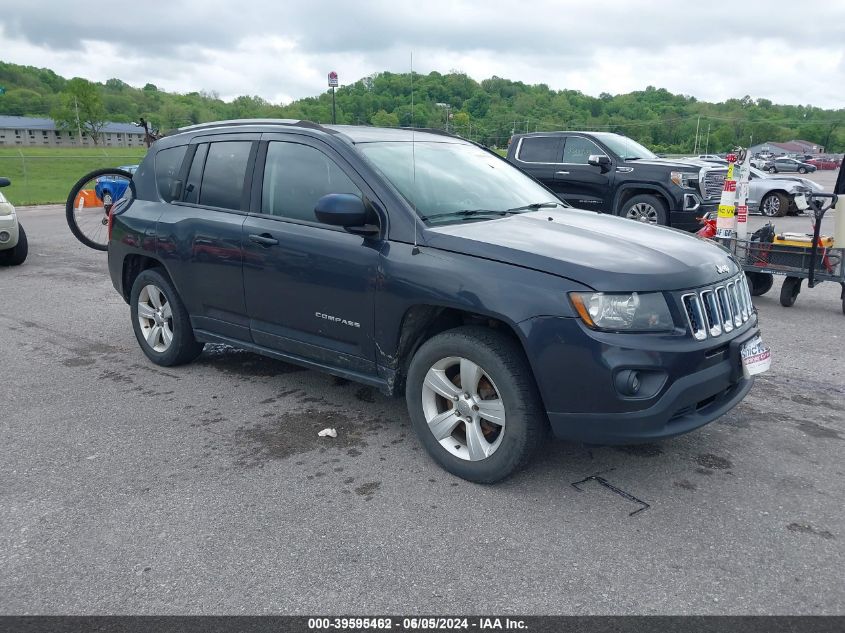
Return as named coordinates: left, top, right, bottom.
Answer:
left=507, top=131, right=726, bottom=230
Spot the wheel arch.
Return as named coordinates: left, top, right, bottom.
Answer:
left=121, top=254, right=169, bottom=303
left=389, top=304, right=538, bottom=397
left=613, top=185, right=672, bottom=217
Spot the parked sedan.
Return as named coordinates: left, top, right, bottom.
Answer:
left=767, top=157, right=817, bottom=174
left=747, top=167, right=823, bottom=217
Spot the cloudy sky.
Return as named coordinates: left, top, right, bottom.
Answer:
left=1, top=0, right=843, bottom=107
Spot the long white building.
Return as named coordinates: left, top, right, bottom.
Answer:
left=0, top=115, right=147, bottom=148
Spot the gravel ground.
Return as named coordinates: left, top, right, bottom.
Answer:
left=0, top=201, right=843, bottom=615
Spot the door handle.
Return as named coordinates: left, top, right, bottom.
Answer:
left=555, top=171, right=570, bottom=176
left=249, top=233, right=279, bottom=247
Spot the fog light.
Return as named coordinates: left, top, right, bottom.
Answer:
left=0, top=230, right=10, bottom=243
left=615, top=370, right=641, bottom=396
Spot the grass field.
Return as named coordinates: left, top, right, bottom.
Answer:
left=0, top=147, right=149, bottom=205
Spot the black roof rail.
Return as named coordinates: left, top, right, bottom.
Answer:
left=176, top=118, right=337, bottom=134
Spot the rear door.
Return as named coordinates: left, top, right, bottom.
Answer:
left=156, top=133, right=258, bottom=340
left=547, top=135, right=613, bottom=211
left=241, top=134, right=382, bottom=375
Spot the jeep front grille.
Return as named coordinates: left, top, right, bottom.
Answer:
left=682, top=275, right=753, bottom=340
left=702, top=170, right=726, bottom=200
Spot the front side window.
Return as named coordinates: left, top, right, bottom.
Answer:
left=198, top=141, right=252, bottom=210
left=562, top=137, right=603, bottom=164
left=517, top=136, right=560, bottom=163
left=360, top=141, right=563, bottom=224
left=155, top=145, right=188, bottom=202
left=261, top=142, right=361, bottom=221
left=593, top=133, right=656, bottom=160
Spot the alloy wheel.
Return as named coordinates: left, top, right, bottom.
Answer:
left=762, top=195, right=781, bottom=217
left=625, top=202, right=659, bottom=224
left=421, top=356, right=506, bottom=461
left=137, top=284, right=174, bottom=353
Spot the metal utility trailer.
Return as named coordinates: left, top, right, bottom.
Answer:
left=731, top=192, right=844, bottom=314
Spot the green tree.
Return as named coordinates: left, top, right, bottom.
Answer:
left=371, top=109, right=399, bottom=127
left=51, top=78, right=106, bottom=144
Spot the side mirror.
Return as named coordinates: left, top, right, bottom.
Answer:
left=315, top=193, right=367, bottom=226
left=0, top=177, right=10, bottom=188
left=314, top=194, right=379, bottom=236
left=588, top=154, right=611, bottom=168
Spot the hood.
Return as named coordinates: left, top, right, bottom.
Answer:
left=762, top=175, right=823, bottom=191
left=424, top=209, right=738, bottom=292
left=628, top=157, right=720, bottom=171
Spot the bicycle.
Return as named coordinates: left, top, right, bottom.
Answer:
left=65, top=167, right=135, bottom=251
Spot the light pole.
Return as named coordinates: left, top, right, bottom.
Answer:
left=436, top=102, right=451, bottom=132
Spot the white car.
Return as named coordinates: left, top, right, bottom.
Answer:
left=0, top=178, right=27, bottom=266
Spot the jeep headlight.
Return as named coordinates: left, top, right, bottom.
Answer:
left=570, top=292, right=674, bottom=332
left=670, top=171, right=697, bottom=189
left=0, top=202, right=12, bottom=216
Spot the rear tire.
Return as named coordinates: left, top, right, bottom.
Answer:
left=130, top=268, right=204, bottom=366
left=746, top=271, right=774, bottom=296
left=405, top=326, right=547, bottom=483
left=779, top=276, right=801, bottom=307
left=618, top=194, right=668, bottom=226
left=0, top=224, right=27, bottom=266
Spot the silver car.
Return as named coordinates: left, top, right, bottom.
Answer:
left=746, top=167, right=823, bottom=217
left=0, top=177, right=27, bottom=266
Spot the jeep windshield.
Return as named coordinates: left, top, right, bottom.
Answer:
left=593, top=133, right=657, bottom=161
left=359, top=141, right=565, bottom=225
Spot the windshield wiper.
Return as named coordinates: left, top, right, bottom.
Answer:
left=421, top=202, right=562, bottom=224
left=505, top=201, right=561, bottom=213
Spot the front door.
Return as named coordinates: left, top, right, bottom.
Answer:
left=547, top=136, right=613, bottom=211
left=241, top=135, right=382, bottom=376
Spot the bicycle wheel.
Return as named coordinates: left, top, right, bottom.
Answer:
left=66, top=168, right=135, bottom=251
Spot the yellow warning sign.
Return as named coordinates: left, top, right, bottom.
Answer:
left=718, top=204, right=735, bottom=218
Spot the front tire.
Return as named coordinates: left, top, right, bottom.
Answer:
left=130, top=268, right=204, bottom=366
left=798, top=167, right=807, bottom=174
left=761, top=192, right=788, bottom=217
left=619, top=194, right=668, bottom=226
left=0, top=224, right=27, bottom=266
left=405, top=326, right=547, bottom=483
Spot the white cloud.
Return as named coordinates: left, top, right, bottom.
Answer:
left=1, top=0, right=843, bottom=107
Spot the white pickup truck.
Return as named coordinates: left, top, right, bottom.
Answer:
left=0, top=178, right=27, bottom=266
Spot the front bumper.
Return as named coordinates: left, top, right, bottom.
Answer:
left=669, top=199, right=719, bottom=232
left=518, top=315, right=759, bottom=444
left=0, top=212, right=20, bottom=251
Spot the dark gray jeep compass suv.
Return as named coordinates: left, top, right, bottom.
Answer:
left=107, top=119, right=768, bottom=482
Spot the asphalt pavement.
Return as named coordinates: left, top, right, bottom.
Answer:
left=1, top=198, right=843, bottom=615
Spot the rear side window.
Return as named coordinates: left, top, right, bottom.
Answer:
left=261, top=141, right=361, bottom=222
left=517, top=136, right=561, bottom=163
left=155, top=145, right=187, bottom=202
left=198, top=141, right=252, bottom=210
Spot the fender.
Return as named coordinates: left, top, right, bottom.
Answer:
left=611, top=181, right=679, bottom=215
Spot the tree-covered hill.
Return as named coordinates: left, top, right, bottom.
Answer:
left=1, top=60, right=842, bottom=153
